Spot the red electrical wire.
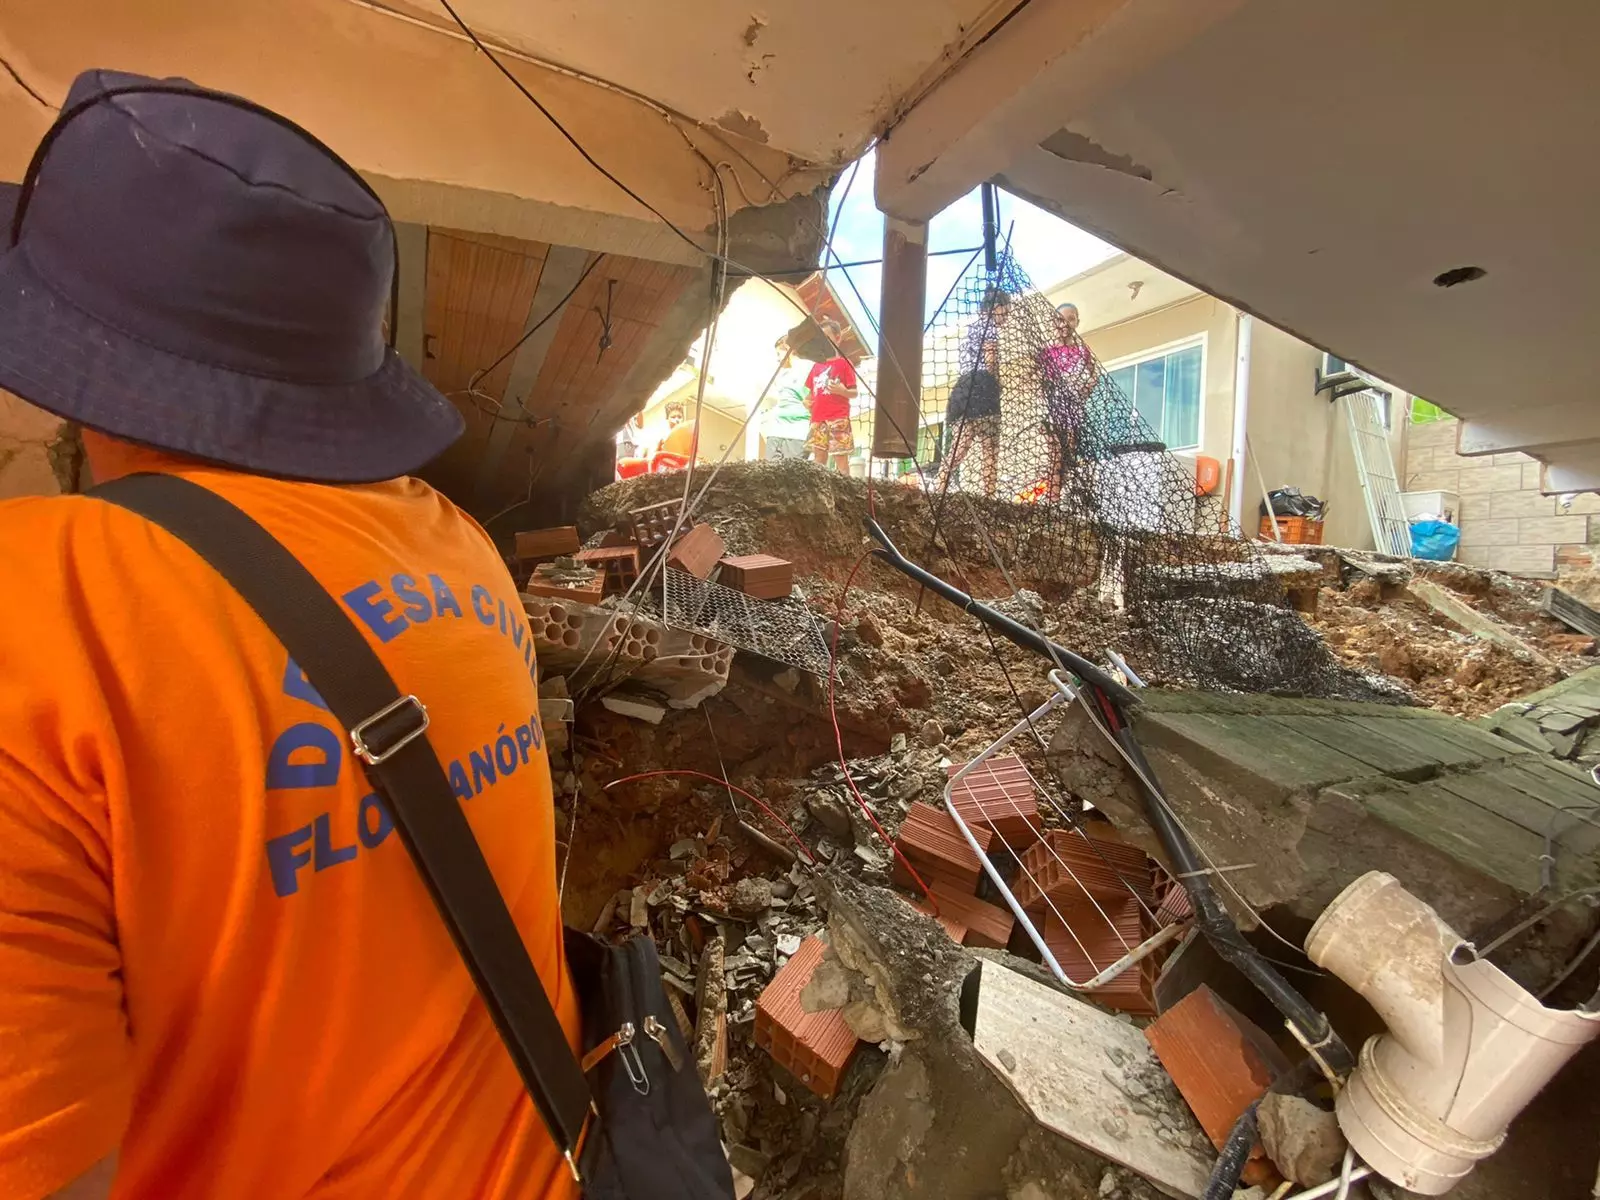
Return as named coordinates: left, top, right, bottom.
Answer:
left=827, top=548, right=940, bottom=911
left=604, top=769, right=818, bottom=866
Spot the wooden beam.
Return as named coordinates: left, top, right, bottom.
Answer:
left=472, top=245, right=593, bottom=507
left=392, top=222, right=429, bottom=371
left=872, top=216, right=927, bottom=459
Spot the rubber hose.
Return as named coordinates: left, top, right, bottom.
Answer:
left=1202, top=1059, right=1323, bottom=1200
left=1203, top=1102, right=1259, bottom=1200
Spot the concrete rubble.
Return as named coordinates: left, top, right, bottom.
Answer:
left=530, top=462, right=1600, bottom=1200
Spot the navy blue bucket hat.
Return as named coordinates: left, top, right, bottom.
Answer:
left=0, top=69, right=463, bottom=482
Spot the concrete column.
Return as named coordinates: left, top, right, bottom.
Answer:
left=872, top=216, right=928, bottom=459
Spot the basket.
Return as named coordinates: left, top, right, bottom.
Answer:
left=1259, top=515, right=1324, bottom=545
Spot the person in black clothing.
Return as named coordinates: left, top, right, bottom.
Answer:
left=938, top=288, right=1009, bottom=498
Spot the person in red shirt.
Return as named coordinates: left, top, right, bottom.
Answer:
left=804, top=318, right=858, bottom=473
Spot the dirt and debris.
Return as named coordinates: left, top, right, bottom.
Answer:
left=550, top=461, right=1600, bottom=1197
left=1310, top=560, right=1587, bottom=717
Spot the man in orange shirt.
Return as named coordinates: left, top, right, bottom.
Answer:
left=0, top=71, right=578, bottom=1199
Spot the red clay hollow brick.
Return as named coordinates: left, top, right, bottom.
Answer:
left=754, top=937, right=859, bottom=1098
left=717, top=554, right=795, bottom=600
left=574, top=545, right=641, bottom=595
left=666, top=523, right=726, bottom=580
left=947, top=754, right=1041, bottom=848
left=927, top=883, right=1016, bottom=950
left=1012, top=829, right=1155, bottom=914
left=1144, top=984, right=1290, bottom=1183
left=514, top=525, right=581, bottom=561
left=1039, top=897, right=1155, bottom=1015
left=892, top=802, right=993, bottom=895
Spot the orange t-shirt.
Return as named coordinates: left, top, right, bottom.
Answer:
left=0, top=447, right=580, bottom=1200
left=659, top=420, right=696, bottom=459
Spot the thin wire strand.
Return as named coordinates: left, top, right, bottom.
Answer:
left=467, top=252, right=606, bottom=394
left=1070, top=686, right=1317, bottom=959
left=604, top=770, right=816, bottom=864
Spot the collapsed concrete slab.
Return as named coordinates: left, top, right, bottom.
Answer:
left=1048, top=690, right=1600, bottom=991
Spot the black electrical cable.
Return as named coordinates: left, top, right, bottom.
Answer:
left=466, top=252, right=606, bottom=395
left=1202, top=1059, right=1324, bottom=1199
left=1082, top=686, right=1353, bottom=1077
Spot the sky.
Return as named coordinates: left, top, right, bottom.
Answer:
left=821, top=148, right=1118, bottom=339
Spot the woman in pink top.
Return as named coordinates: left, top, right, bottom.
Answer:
left=1038, top=302, right=1098, bottom=504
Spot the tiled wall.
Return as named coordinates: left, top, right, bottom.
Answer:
left=1404, top=417, right=1600, bottom=576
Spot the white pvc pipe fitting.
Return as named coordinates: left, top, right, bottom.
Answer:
left=1307, top=871, right=1600, bottom=1194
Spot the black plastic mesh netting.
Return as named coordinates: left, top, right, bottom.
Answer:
left=890, top=251, right=1377, bottom=697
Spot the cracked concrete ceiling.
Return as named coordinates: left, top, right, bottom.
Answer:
left=373, top=0, right=1010, bottom=163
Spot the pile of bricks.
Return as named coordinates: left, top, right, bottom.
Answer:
left=893, top=754, right=1180, bottom=1014
left=520, top=593, right=733, bottom=708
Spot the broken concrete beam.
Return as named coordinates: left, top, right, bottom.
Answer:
left=1011, top=828, right=1155, bottom=913
left=753, top=936, right=859, bottom=1098
left=514, top=525, right=581, bottom=560
left=946, top=754, right=1042, bottom=848
left=1144, top=984, right=1288, bottom=1185
left=666, top=522, right=726, bottom=580
left=913, top=899, right=968, bottom=944
left=575, top=544, right=640, bottom=595
left=892, top=801, right=994, bottom=895
left=1407, top=577, right=1556, bottom=667
left=718, top=553, right=795, bottom=600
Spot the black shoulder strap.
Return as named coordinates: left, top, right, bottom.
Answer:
left=92, top=473, right=593, bottom=1173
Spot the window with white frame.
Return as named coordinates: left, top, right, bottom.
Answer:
left=1103, top=338, right=1204, bottom=451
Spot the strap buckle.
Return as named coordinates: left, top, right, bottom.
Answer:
left=350, top=695, right=430, bottom=765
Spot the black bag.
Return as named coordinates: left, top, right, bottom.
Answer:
left=946, top=368, right=1001, bottom=421
left=92, top=473, right=733, bottom=1200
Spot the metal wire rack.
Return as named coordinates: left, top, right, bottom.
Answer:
left=943, top=668, right=1188, bottom=992
left=659, top=567, right=833, bottom=675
